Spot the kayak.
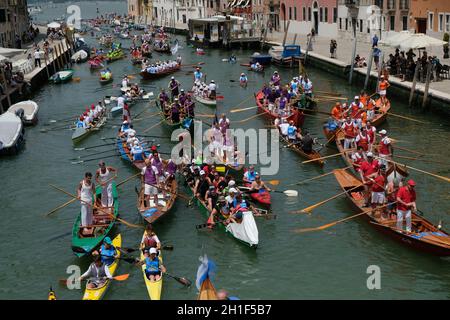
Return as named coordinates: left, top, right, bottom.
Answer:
left=82, top=234, right=122, bottom=300
left=99, top=70, right=113, bottom=84
left=71, top=182, right=119, bottom=257
left=243, top=183, right=271, bottom=206
left=140, top=231, right=163, bottom=300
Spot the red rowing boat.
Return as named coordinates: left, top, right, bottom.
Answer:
left=139, top=64, right=181, bottom=80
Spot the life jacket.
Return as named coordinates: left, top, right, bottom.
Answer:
left=379, top=80, right=388, bottom=90
left=145, top=256, right=159, bottom=273
left=143, top=234, right=157, bottom=248
left=100, top=244, right=116, bottom=266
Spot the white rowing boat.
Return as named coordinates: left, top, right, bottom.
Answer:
left=72, top=113, right=107, bottom=143
left=194, top=94, right=217, bottom=107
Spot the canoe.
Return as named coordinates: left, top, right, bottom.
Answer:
left=194, top=94, right=217, bottom=107
left=279, top=133, right=324, bottom=166
left=243, top=183, right=271, bottom=206
left=88, top=58, right=104, bottom=69
left=197, top=277, right=217, bottom=300
left=99, top=70, right=113, bottom=84
left=116, top=134, right=150, bottom=170
left=140, top=231, right=164, bottom=300
left=335, top=130, right=408, bottom=180
left=71, top=113, right=107, bottom=143
left=255, top=90, right=305, bottom=128
left=334, top=169, right=450, bottom=256
left=0, top=111, right=25, bottom=155
left=183, top=171, right=259, bottom=248
left=49, top=69, right=74, bottom=83
left=137, top=178, right=178, bottom=224
left=71, top=182, right=119, bottom=258
left=140, top=64, right=181, bottom=80
left=82, top=234, right=122, bottom=300
left=8, top=100, right=39, bottom=125
left=323, top=98, right=392, bottom=142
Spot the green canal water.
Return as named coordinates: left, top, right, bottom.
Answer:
left=1, top=2, right=449, bottom=300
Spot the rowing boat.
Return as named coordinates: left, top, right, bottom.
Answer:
left=334, top=169, right=450, bottom=256
left=160, top=110, right=182, bottom=129
left=71, top=182, right=119, bottom=258
left=255, top=90, right=305, bottom=127
left=335, top=130, right=408, bottom=180
left=116, top=133, right=150, bottom=170
left=153, top=45, right=171, bottom=54
left=99, top=70, right=113, bottom=84
left=71, top=113, right=107, bottom=144
left=137, top=178, right=178, bottom=224
left=140, top=231, right=164, bottom=300
left=280, top=133, right=324, bottom=166
left=323, top=97, right=392, bottom=142
left=194, top=94, right=217, bottom=107
left=106, top=49, right=125, bottom=62
left=7, top=100, right=39, bottom=126
left=183, top=170, right=259, bottom=248
left=82, top=234, right=122, bottom=300
left=49, top=69, right=74, bottom=83
left=197, top=277, right=218, bottom=300
left=140, top=64, right=181, bottom=80
left=108, top=92, right=153, bottom=116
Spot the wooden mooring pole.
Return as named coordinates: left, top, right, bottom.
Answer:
left=408, top=62, right=420, bottom=107
left=422, top=61, right=432, bottom=109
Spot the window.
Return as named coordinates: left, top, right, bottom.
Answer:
left=339, top=18, right=342, bottom=30
left=333, top=8, right=337, bottom=23
left=345, top=18, right=348, bottom=31
left=446, top=14, right=450, bottom=32
left=360, top=19, right=363, bottom=32
left=294, top=7, right=297, bottom=20
left=308, top=7, right=311, bottom=21
left=402, top=16, right=408, bottom=30
left=438, top=13, right=444, bottom=32
left=183, top=14, right=186, bottom=24
left=289, top=7, right=292, bottom=20
left=324, top=7, right=328, bottom=23
left=390, top=15, right=395, bottom=30
left=303, top=7, right=306, bottom=21
left=319, top=8, right=323, bottom=22
left=428, top=12, right=434, bottom=30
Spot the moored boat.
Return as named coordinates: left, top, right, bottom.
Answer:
left=7, top=100, right=39, bottom=125
left=82, top=234, right=122, bottom=300
left=49, top=69, right=74, bottom=83
left=333, top=169, right=450, bottom=256
left=0, top=110, right=25, bottom=155
left=71, top=182, right=119, bottom=258
left=71, top=49, right=89, bottom=63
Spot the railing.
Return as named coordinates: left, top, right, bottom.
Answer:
left=387, top=0, right=395, bottom=10
left=399, top=0, right=409, bottom=10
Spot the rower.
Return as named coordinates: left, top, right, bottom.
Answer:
left=141, top=158, right=159, bottom=208
left=341, top=116, right=357, bottom=150
left=239, top=73, right=248, bottom=84
left=351, top=146, right=366, bottom=168
left=370, top=165, right=387, bottom=219
left=142, top=247, right=166, bottom=282
left=229, top=200, right=247, bottom=224
left=141, top=224, right=161, bottom=253
left=300, top=130, right=314, bottom=154
left=159, top=89, right=169, bottom=110
left=121, top=75, right=129, bottom=89
left=168, top=77, right=180, bottom=101
left=185, top=94, right=195, bottom=118
left=131, top=140, right=144, bottom=161
left=171, top=98, right=181, bottom=123
left=79, top=255, right=113, bottom=289
left=366, top=97, right=376, bottom=121
left=218, top=113, right=230, bottom=136
left=331, top=102, right=343, bottom=123
left=178, top=88, right=187, bottom=105
left=377, top=129, right=392, bottom=168
left=358, top=152, right=380, bottom=207
left=378, top=75, right=390, bottom=105
left=243, top=166, right=258, bottom=183
left=205, top=185, right=219, bottom=214
left=290, top=77, right=299, bottom=95
left=278, top=118, right=289, bottom=137
left=208, top=80, right=217, bottom=100
left=287, top=120, right=297, bottom=143
left=250, top=174, right=271, bottom=193
left=271, top=71, right=281, bottom=86
left=355, top=127, right=370, bottom=152
left=396, top=179, right=417, bottom=232
left=350, top=96, right=364, bottom=129
left=76, top=116, right=86, bottom=128
left=193, top=67, right=203, bottom=82
left=120, top=120, right=130, bottom=133
left=151, top=152, right=166, bottom=197
left=123, top=103, right=131, bottom=123
left=93, top=236, right=118, bottom=266
left=117, top=95, right=125, bottom=111
left=365, top=121, right=377, bottom=151
left=301, top=75, right=313, bottom=99
left=95, top=161, right=117, bottom=208
left=77, top=172, right=95, bottom=233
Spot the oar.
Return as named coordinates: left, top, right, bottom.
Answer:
left=49, top=184, right=143, bottom=228
left=233, top=113, right=265, bottom=124
left=230, top=105, right=257, bottom=113
left=267, top=179, right=280, bottom=186
left=117, top=244, right=174, bottom=254
left=294, top=203, right=393, bottom=233
left=239, top=186, right=298, bottom=197
left=288, top=166, right=352, bottom=186
left=395, top=146, right=427, bottom=156
left=142, top=119, right=164, bottom=133
left=59, top=274, right=129, bottom=286
left=71, top=153, right=119, bottom=164
left=292, top=184, right=363, bottom=214
left=387, top=112, right=427, bottom=124
left=70, top=149, right=118, bottom=160
left=74, top=141, right=118, bottom=151
left=393, top=155, right=449, bottom=165
left=302, top=152, right=343, bottom=164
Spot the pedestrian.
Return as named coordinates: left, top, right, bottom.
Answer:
left=330, top=40, right=337, bottom=58
left=373, top=46, right=381, bottom=70
left=34, top=48, right=41, bottom=68
left=372, top=34, right=378, bottom=48
left=311, top=28, right=316, bottom=42
left=307, top=33, right=313, bottom=51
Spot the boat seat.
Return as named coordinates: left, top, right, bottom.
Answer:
left=351, top=192, right=364, bottom=201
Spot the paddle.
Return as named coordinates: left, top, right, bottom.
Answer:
left=163, top=272, right=192, bottom=287
left=59, top=274, right=130, bottom=286
left=302, top=152, right=343, bottom=164
left=49, top=184, right=143, bottom=229
left=288, top=166, right=352, bottom=186
left=292, top=184, right=363, bottom=214
left=116, top=244, right=174, bottom=254
left=387, top=112, right=427, bottom=124
left=230, top=105, right=257, bottom=113
left=238, top=186, right=298, bottom=197
left=44, top=172, right=141, bottom=217
left=294, top=202, right=393, bottom=233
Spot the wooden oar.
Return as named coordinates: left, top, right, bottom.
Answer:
left=288, top=166, right=352, bottom=186
left=229, top=94, right=258, bottom=113
left=70, top=148, right=118, bottom=160
left=71, top=153, right=119, bottom=164
left=234, top=112, right=265, bottom=124
left=59, top=273, right=129, bottom=286
left=142, top=119, right=164, bottom=133
left=302, top=152, right=343, bottom=164
left=230, top=105, right=257, bottom=113
left=395, top=146, right=427, bottom=156
left=387, top=112, right=427, bottom=124
left=163, top=272, right=192, bottom=287
left=393, top=155, right=448, bottom=165
left=49, top=184, right=143, bottom=228
left=294, top=203, right=392, bottom=233
left=292, top=184, right=363, bottom=214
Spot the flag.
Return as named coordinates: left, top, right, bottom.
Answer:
left=171, top=42, right=179, bottom=55
left=195, top=254, right=216, bottom=290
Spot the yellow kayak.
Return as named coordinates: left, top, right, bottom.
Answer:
left=82, top=234, right=122, bottom=300
left=140, top=231, right=163, bottom=300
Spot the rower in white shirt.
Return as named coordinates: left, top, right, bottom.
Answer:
left=121, top=76, right=129, bottom=89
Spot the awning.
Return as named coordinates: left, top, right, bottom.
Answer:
left=0, top=47, right=25, bottom=58
left=47, top=22, right=61, bottom=29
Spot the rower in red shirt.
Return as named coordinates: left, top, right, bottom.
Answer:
left=351, top=146, right=365, bottom=168
left=370, top=166, right=387, bottom=220
left=341, top=116, right=357, bottom=149
left=396, top=179, right=417, bottom=232
left=355, top=128, right=370, bottom=152
left=377, top=129, right=392, bottom=167
left=359, top=152, right=379, bottom=207
left=364, top=121, right=377, bottom=151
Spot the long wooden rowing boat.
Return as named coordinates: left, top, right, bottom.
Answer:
left=194, top=94, right=217, bottom=107
left=116, top=134, right=150, bottom=170
left=140, top=232, right=164, bottom=300
left=71, top=182, right=119, bottom=257
left=197, top=277, right=218, bottom=300
left=82, top=234, right=122, bottom=300
left=153, top=46, right=171, bottom=54
left=255, top=90, right=305, bottom=127
left=334, top=169, right=450, bottom=256
left=280, top=133, right=324, bottom=166
left=160, top=111, right=182, bottom=129
left=71, top=113, right=107, bottom=144
left=335, top=130, right=408, bottom=180
left=140, top=64, right=181, bottom=80
left=137, top=178, right=178, bottom=224
left=183, top=170, right=259, bottom=248
left=323, top=97, right=391, bottom=142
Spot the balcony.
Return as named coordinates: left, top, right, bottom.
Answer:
left=399, top=0, right=409, bottom=10
left=387, top=0, right=395, bottom=11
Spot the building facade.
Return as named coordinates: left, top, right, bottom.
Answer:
left=280, top=0, right=338, bottom=38
left=0, top=0, right=29, bottom=48
left=410, top=0, right=450, bottom=40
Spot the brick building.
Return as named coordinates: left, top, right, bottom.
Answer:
left=410, top=0, right=450, bottom=40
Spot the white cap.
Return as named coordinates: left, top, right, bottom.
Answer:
left=200, top=170, right=205, bottom=175
left=133, top=141, right=139, bottom=145
left=354, top=96, right=359, bottom=99
left=379, top=129, right=387, bottom=135
left=211, top=80, right=215, bottom=83
left=241, top=73, right=245, bottom=75
left=149, top=247, right=157, bottom=254
left=229, top=188, right=238, bottom=194
left=228, top=180, right=236, bottom=186
left=171, top=76, right=175, bottom=79
left=129, top=132, right=135, bottom=137
left=381, top=75, right=385, bottom=78
left=181, top=88, right=184, bottom=92
left=123, top=120, right=128, bottom=124
left=367, top=152, right=374, bottom=157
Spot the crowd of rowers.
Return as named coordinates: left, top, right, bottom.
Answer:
left=121, top=76, right=145, bottom=98
left=192, top=67, right=218, bottom=100
left=141, top=57, right=182, bottom=74
left=157, top=77, right=196, bottom=124
left=76, top=101, right=107, bottom=128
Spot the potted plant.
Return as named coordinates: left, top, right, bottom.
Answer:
left=444, top=33, right=449, bottom=59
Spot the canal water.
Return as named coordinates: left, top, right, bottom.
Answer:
left=1, top=2, right=449, bottom=299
